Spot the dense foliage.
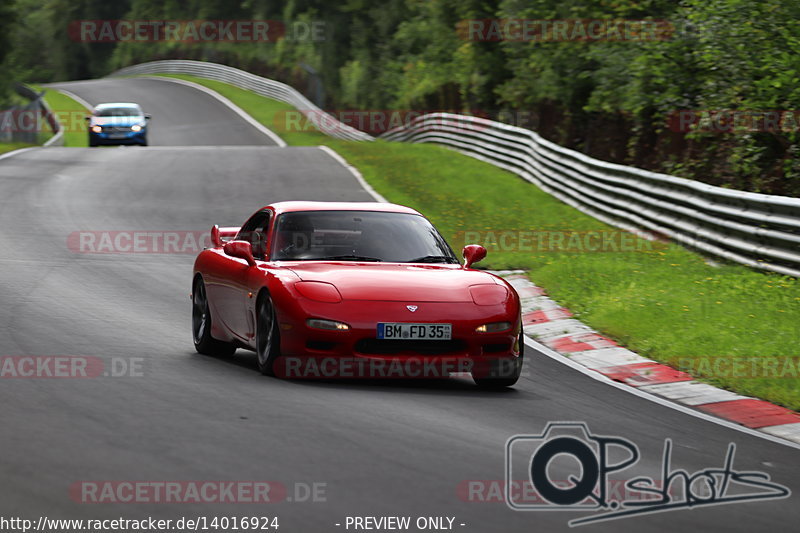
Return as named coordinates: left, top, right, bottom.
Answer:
left=3, top=0, right=800, bottom=195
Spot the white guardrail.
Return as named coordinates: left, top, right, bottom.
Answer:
left=382, top=114, right=800, bottom=277
left=111, top=60, right=800, bottom=277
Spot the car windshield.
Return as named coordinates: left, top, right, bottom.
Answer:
left=95, top=107, right=141, bottom=117
left=271, top=211, right=458, bottom=263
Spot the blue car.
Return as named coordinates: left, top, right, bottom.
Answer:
left=87, top=103, right=150, bottom=147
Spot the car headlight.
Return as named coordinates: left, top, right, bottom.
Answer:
left=469, top=284, right=509, bottom=305
left=307, top=318, right=350, bottom=331
left=294, top=281, right=342, bottom=303
left=90, top=125, right=102, bottom=133
left=131, top=124, right=142, bottom=132
left=476, top=322, right=512, bottom=333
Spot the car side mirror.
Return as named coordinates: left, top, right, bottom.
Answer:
left=223, top=240, right=256, bottom=267
left=462, top=244, right=487, bottom=269
left=84, top=116, right=91, bottom=121
left=144, top=114, right=152, bottom=120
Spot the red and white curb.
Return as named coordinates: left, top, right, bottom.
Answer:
left=494, top=270, right=800, bottom=445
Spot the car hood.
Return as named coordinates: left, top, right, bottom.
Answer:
left=285, top=262, right=500, bottom=302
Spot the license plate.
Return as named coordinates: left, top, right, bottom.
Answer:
left=377, top=323, right=452, bottom=340
left=108, top=133, right=127, bottom=139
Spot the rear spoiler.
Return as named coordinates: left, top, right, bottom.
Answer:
left=210, top=225, right=240, bottom=247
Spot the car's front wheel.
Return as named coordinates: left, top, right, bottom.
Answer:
left=192, top=277, right=236, bottom=357
left=256, top=293, right=281, bottom=376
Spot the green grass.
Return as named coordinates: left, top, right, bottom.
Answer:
left=155, top=73, right=800, bottom=410
left=32, top=85, right=90, bottom=147
left=0, top=142, right=35, bottom=155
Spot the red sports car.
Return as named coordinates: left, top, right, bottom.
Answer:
left=191, top=202, right=523, bottom=387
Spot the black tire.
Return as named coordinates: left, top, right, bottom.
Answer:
left=192, top=277, right=236, bottom=356
left=140, top=137, right=148, bottom=146
left=473, top=329, right=524, bottom=388
left=256, top=293, right=281, bottom=376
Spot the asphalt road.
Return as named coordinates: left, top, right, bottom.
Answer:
left=49, top=77, right=278, bottom=146
left=0, top=77, right=796, bottom=533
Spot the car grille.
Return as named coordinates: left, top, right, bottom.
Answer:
left=355, top=338, right=467, bottom=356
left=103, top=126, right=131, bottom=133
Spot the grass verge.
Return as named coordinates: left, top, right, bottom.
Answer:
left=0, top=143, right=35, bottom=156
left=33, top=85, right=90, bottom=147
left=154, top=73, right=800, bottom=410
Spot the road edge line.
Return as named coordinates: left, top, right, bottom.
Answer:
left=317, top=145, right=388, bottom=203
left=0, top=147, right=38, bottom=162
left=50, top=88, right=93, bottom=111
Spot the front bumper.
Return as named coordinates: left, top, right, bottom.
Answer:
left=272, top=298, right=521, bottom=379
left=89, top=129, right=147, bottom=145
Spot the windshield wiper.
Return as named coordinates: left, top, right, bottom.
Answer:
left=319, top=254, right=383, bottom=262
left=405, top=255, right=456, bottom=264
